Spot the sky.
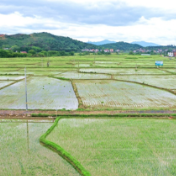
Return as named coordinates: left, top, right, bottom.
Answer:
left=0, top=0, right=176, bottom=45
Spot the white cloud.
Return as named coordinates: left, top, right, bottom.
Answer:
left=119, top=0, right=176, bottom=10
left=0, top=12, right=176, bottom=45
left=46, top=0, right=176, bottom=10
left=0, top=12, right=41, bottom=27
left=47, top=17, right=176, bottom=45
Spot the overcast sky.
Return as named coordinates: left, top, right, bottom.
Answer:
left=0, top=0, right=176, bottom=45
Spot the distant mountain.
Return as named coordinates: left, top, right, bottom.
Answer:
left=0, top=32, right=99, bottom=51
left=131, top=41, right=160, bottom=47
left=101, top=42, right=142, bottom=51
left=87, top=39, right=116, bottom=45
left=1, top=33, right=167, bottom=52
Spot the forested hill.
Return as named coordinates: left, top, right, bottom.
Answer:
left=101, top=42, right=142, bottom=51
left=0, top=32, right=98, bottom=52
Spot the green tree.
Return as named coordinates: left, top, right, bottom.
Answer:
left=28, top=50, right=36, bottom=55
left=129, top=51, right=134, bottom=55
left=11, top=45, right=20, bottom=52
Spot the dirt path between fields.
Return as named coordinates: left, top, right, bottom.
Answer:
left=0, top=109, right=176, bottom=119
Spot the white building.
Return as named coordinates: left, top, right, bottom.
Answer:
left=168, top=52, right=174, bottom=57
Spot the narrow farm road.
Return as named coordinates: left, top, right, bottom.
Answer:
left=0, top=109, right=176, bottom=119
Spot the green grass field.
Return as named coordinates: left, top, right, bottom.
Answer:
left=47, top=118, right=176, bottom=176
left=0, top=122, right=79, bottom=176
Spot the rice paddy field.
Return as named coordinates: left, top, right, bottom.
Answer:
left=0, top=122, right=79, bottom=176
left=0, top=81, right=14, bottom=88
left=115, top=75, right=176, bottom=89
left=0, top=54, right=175, bottom=110
left=74, top=80, right=176, bottom=109
left=80, top=68, right=169, bottom=74
left=58, top=71, right=110, bottom=79
left=1, top=54, right=176, bottom=176
left=47, top=118, right=176, bottom=176
left=0, top=76, right=78, bottom=109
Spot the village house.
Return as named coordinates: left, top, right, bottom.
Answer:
left=20, top=51, right=27, bottom=54
left=104, top=49, right=109, bottom=52
left=168, top=52, right=176, bottom=57
left=81, top=49, right=90, bottom=52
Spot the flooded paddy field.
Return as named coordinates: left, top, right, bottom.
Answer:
left=80, top=68, right=169, bottom=74
left=74, top=80, right=176, bottom=110
left=115, top=75, right=176, bottom=89
left=164, top=69, right=176, bottom=73
left=0, top=77, right=78, bottom=110
left=74, top=63, right=91, bottom=67
left=0, top=81, right=14, bottom=88
left=0, top=54, right=176, bottom=111
left=47, top=118, right=176, bottom=176
left=58, top=71, right=110, bottom=79
left=0, top=122, right=79, bottom=176
left=0, top=76, right=25, bottom=80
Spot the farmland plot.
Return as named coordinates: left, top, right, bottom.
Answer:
left=94, top=64, right=120, bottom=67
left=0, top=76, right=24, bottom=80
left=115, top=75, right=176, bottom=89
left=165, top=69, right=176, bottom=73
left=20, top=68, right=74, bottom=76
left=95, top=61, right=120, bottom=64
left=74, top=80, right=176, bottom=109
left=0, top=77, right=78, bottom=109
left=0, top=122, right=79, bottom=176
left=0, top=81, right=14, bottom=88
left=58, top=71, right=110, bottom=79
left=0, top=71, right=22, bottom=74
left=47, top=118, right=176, bottom=176
left=80, top=68, right=168, bottom=75
left=75, top=63, right=90, bottom=67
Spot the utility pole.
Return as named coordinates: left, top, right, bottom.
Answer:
left=25, top=67, right=28, bottom=111
left=47, top=52, right=50, bottom=67
left=27, top=120, right=29, bottom=154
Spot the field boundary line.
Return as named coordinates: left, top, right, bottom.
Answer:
left=71, top=80, right=85, bottom=109
left=0, top=78, right=25, bottom=91
left=114, top=79, right=176, bottom=96
left=32, top=114, right=176, bottom=119
left=40, top=117, right=91, bottom=176
left=159, top=68, right=176, bottom=75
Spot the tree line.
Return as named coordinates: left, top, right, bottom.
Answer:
left=0, top=49, right=75, bottom=58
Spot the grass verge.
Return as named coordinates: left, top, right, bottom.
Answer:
left=40, top=117, right=91, bottom=176
left=33, top=113, right=176, bottom=118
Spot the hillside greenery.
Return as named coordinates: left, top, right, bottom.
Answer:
left=101, top=41, right=142, bottom=51
left=1, top=32, right=176, bottom=57
left=0, top=33, right=143, bottom=53
left=0, top=32, right=98, bottom=52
